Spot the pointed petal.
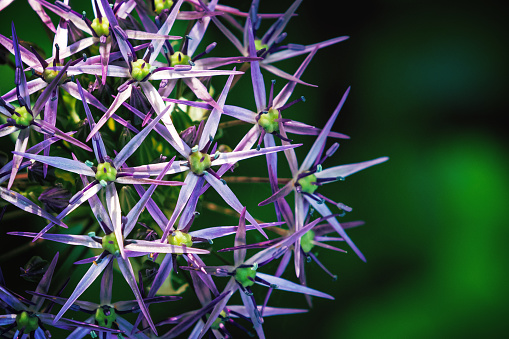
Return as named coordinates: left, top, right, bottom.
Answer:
left=198, top=71, right=235, bottom=150
left=87, top=85, right=132, bottom=142
left=204, top=172, right=267, bottom=238
left=148, top=0, right=184, bottom=64
left=258, top=179, right=295, bottom=207
left=105, top=184, right=125, bottom=259
left=125, top=240, right=209, bottom=255
left=223, top=105, right=257, bottom=124
left=8, top=128, right=29, bottom=189
left=116, top=256, right=157, bottom=335
left=307, top=198, right=365, bottom=262
left=234, top=207, right=247, bottom=266
left=212, top=143, right=301, bottom=167
left=315, top=156, right=389, bottom=180
left=32, top=119, right=93, bottom=152
left=11, top=152, right=95, bottom=176
left=8, top=232, right=101, bottom=248
left=265, top=36, right=349, bottom=64
left=30, top=252, right=58, bottom=312
left=54, top=255, right=112, bottom=323
left=300, top=87, right=350, bottom=172
left=256, top=273, right=334, bottom=299
left=0, top=187, right=67, bottom=228
left=247, top=17, right=266, bottom=112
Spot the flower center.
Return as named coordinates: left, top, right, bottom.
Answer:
left=95, top=306, right=116, bottom=328
left=188, top=151, right=211, bottom=176
left=235, top=267, right=257, bottom=288
left=211, top=310, right=227, bottom=330
left=170, top=51, right=190, bottom=66
left=154, top=0, right=174, bottom=14
left=91, top=17, right=110, bottom=37
left=95, top=162, right=117, bottom=182
left=43, top=62, right=67, bottom=83
left=12, top=106, right=33, bottom=127
left=257, top=108, right=279, bottom=134
left=297, top=174, right=318, bottom=194
left=301, top=230, right=315, bottom=253
left=254, top=39, right=268, bottom=52
left=16, top=312, right=39, bottom=333
left=131, top=59, right=151, bottom=81
left=168, top=230, right=193, bottom=247
left=102, top=233, right=120, bottom=255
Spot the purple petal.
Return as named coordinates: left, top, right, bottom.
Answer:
left=247, top=17, right=266, bottom=112
left=300, top=87, right=351, bottom=172
left=125, top=240, right=209, bottom=255
left=265, top=36, right=349, bottom=64
left=12, top=152, right=95, bottom=176
left=105, top=184, right=125, bottom=259
left=234, top=207, right=247, bottom=267
left=30, top=252, right=58, bottom=312
left=315, top=156, right=389, bottom=180
left=54, top=255, right=112, bottom=323
left=223, top=104, right=257, bottom=124
left=0, top=187, right=68, bottom=228
left=256, top=273, right=333, bottom=299
left=8, top=232, right=101, bottom=248
left=100, top=260, right=113, bottom=305
left=306, top=198, right=365, bottom=262
left=198, top=71, right=235, bottom=150
left=204, top=173, right=267, bottom=238
left=148, top=0, right=184, bottom=64
left=258, top=179, right=295, bottom=207
left=87, top=84, right=132, bottom=142
left=116, top=257, right=157, bottom=335
left=212, top=143, right=301, bottom=167
left=7, top=128, right=29, bottom=189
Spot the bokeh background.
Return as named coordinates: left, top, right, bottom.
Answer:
left=1, top=0, right=508, bottom=338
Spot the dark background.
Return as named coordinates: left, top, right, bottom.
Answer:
left=1, top=0, right=509, bottom=338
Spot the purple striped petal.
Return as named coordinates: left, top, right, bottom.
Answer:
left=30, top=252, right=58, bottom=312
left=256, top=272, right=334, bottom=300
left=212, top=143, right=301, bottom=167
left=8, top=232, right=101, bottom=249
left=12, top=152, right=95, bottom=176
left=265, top=36, right=349, bottom=64
left=105, top=184, right=125, bottom=259
left=315, top=156, right=389, bottom=180
left=148, top=0, right=184, bottom=64
left=247, top=17, right=266, bottom=112
left=8, top=128, right=29, bottom=189
left=54, top=255, right=112, bottom=323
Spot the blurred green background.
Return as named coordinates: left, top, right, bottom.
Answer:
left=1, top=0, right=508, bottom=338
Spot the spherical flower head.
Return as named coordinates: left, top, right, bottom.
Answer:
left=131, top=59, right=151, bottom=81
left=211, top=311, right=227, bottom=330
left=91, top=17, right=110, bottom=37
left=13, top=106, right=33, bottom=126
left=102, top=233, right=120, bottom=255
left=16, top=312, right=39, bottom=333
left=258, top=108, right=279, bottom=134
left=95, top=162, right=117, bottom=182
left=235, top=267, right=257, bottom=288
left=168, top=230, right=193, bottom=247
left=154, top=0, right=174, bottom=14
left=188, top=151, right=211, bottom=176
left=170, top=52, right=190, bottom=67
left=95, top=306, right=116, bottom=328
left=298, top=174, right=318, bottom=194
left=301, top=230, right=315, bottom=253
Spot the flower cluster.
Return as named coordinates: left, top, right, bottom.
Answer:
left=0, top=0, right=388, bottom=338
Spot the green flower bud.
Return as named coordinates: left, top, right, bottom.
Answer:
left=16, top=312, right=39, bottom=333
left=168, top=230, right=193, bottom=247
left=211, top=310, right=227, bottom=330
left=43, top=62, right=67, bottom=83
left=297, top=174, right=318, bottom=194
left=95, top=306, right=116, bottom=328
left=301, top=230, right=315, bottom=253
left=95, top=162, right=117, bottom=182
left=91, top=17, right=110, bottom=37
left=257, top=108, right=279, bottom=134
left=188, top=151, right=211, bottom=176
left=235, top=267, right=257, bottom=288
left=170, top=51, right=190, bottom=66
left=102, top=233, right=120, bottom=255
left=154, top=0, right=174, bottom=14
left=12, top=106, right=33, bottom=127
left=131, top=59, right=151, bottom=81
left=254, top=39, right=268, bottom=52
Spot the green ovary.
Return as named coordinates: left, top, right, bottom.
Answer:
left=102, top=233, right=120, bottom=255
left=168, top=230, right=193, bottom=247
left=131, top=59, right=151, bottom=81
left=43, top=63, right=67, bottom=83
left=254, top=39, right=268, bottom=52
left=95, top=162, right=117, bottom=182
left=235, top=267, right=257, bottom=288
left=16, top=312, right=39, bottom=333
left=154, top=0, right=174, bottom=14
left=211, top=311, right=227, bottom=330
left=257, top=108, right=279, bottom=134
left=95, top=306, right=116, bottom=328
left=297, top=174, right=318, bottom=194
left=170, top=52, right=190, bottom=66
left=91, top=17, right=110, bottom=37
left=188, top=151, right=211, bottom=176
left=13, top=106, right=33, bottom=127
left=301, top=230, right=315, bottom=253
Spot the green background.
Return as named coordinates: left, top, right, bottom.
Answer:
left=1, top=0, right=508, bottom=338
